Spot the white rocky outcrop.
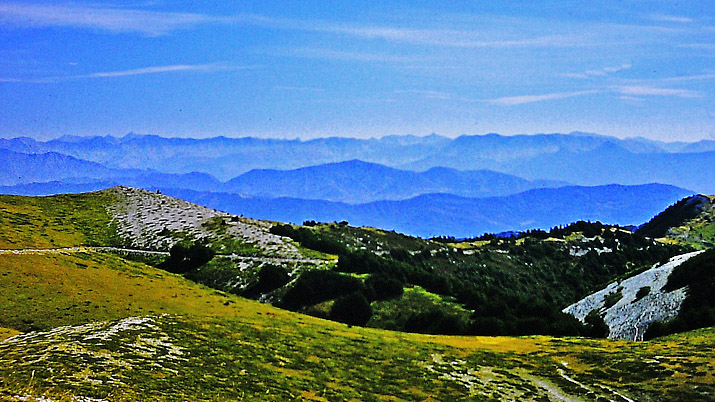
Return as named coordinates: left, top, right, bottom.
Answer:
left=103, top=186, right=302, bottom=258
left=563, top=250, right=704, bottom=341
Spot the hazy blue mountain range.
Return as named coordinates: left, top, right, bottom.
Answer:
left=0, top=149, right=140, bottom=186
left=0, top=172, right=222, bottom=196
left=159, top=184, right=693, bottom=238
left=0, top=153, right=566, bottom=202
left=224, top=160, right=566, bottom=203
left=508, top=142, right=715, bottom=193
left=0, top=148, right=222, bottom=189
left=0, top=133, right=451, bottom=180
left=1, top=133, right=712, bottom=192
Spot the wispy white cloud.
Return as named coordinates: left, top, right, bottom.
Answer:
left=487, top=83, right=702, bottom=106
left=0, top=3, right=610, bottom=49
left=83, top=64, right=245, bottom=77
left=324, top=25, right=584, bottom=48
left=0, top=3, right=219, bottom=36
left=488, top=90, right=600, bottom=105
left=286, top=48, right=420, bottom=63
left=562, top=64, right=632, bottom=79
left=655, top=73, right=715, bottom=82
left=648, top=14, right=693, bottom=23
left=679, top=43, right=715, bottom=50
left=614, top=85, right=702, bottom=98
left=0, top=63, right=257, bottom=83
left=394, top=89, right=452, bottom=100
left=618, top=95, right=646, bottom=104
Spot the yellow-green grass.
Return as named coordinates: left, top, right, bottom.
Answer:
left=0, top=191, right=120, bottom=249
left=661, top=195, right=715, bottom=249
left=0, top=251, right=246, bottom=332
left=0, top=327, right=19, bottom=341
left=1, top=191, right=713, bottom=400
left=0, top=251, right=713, bottom=401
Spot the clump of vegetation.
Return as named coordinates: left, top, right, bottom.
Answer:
left=280, top=270, right=364, bottom=310
left=634, top=286, right=651, bottom=302
left=242, top=264, right=291, bottom=298
left=404, top=309, right=467, bottom=335
left=365, top=273, right=404, bottom=301
left=158, top=243, right=215, bottom=274
left=603, top=290, right=624, bottom=309
left=637, top=195, right=710, bottom=239
left=329, top=292, right=372, bottom=326
left=270, top=224, right=347, bottom=255
left=585, top=310, right=610, bottom=338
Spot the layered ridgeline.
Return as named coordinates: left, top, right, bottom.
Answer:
left=1, top=132, right=713, bottom=192
left=564, top=195, right=715, bottom=341
left=1, top=131, right=707, bottom=239
left=164, top=183, right=692, bottom=238
left=1, top=188, right=714, bottom=401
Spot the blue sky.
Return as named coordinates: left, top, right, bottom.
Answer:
left=0, top=1, right=713, bottom=142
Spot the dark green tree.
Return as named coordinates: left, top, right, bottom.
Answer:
left=330, top=292, right=372, bottom=326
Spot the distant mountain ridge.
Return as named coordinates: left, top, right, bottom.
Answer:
left=0, top=154, right=565, bottom=202
left=161, top=183, right=693, bottom=238
left=1, top=132, right=712, bottom=193
left=224, top=160, right=566, bottom=203
left=0, top=149, right=141, bottom=186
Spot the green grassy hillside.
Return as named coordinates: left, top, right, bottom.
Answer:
left=638, top=194, right=715, bottom=248
left=0, top=190, right=713, bottom=401
left=0, top=191, right=121, bottom=249
left=0, top=190, right=695, bottom=337
left=0, top=250, right=713, bottom=401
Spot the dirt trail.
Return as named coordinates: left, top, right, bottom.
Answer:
left=0, top=246, right=331, bottom=266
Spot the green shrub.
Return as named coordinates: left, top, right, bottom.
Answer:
left=330, top=292, right=372, bottom=327
left=281, top=270, right=364, bottom=310
left=242, top=264, right=291, bottom=299
left=634, top=286, right=651, bottom=302
left=603, top=291, right=623, bottom=309
left=365, top=274, right=404, bottom=301
left=159, top=243, right=215, bottom=274
left=404, top=309, right=466, bottom=335
left=585, top=310, right=610, bottom=338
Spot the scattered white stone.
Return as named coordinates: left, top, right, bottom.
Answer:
left=563, top=250, right=704, bottom=340
left=104, top=186, right=303, bottom=258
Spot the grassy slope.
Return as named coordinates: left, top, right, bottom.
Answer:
left=0, top=246, right=713, bottom=401
left=666, top=195, right=715, bottom=249
left=0, top=190, right=713, bottom=400
left=0, top=191, right=121, bottom=249
left=0, top=252, right=713, bottom=401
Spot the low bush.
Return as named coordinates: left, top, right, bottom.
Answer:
left=281, top=270, right=364, bottom=310
left=330, top=292, right=372, bottom=326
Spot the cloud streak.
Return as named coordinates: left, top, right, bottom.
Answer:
left=614, top=85, right=702, bottom=98
left=394, top=89, right=453, bottom=100
left=488, top=90, right=600, bottom=105
left=286, top=48, right=421, bottom=63
left=0, top=3, right=220, bottom=36
left=648, top=14, right=693, bottom=23
left=0, top=3, right=612, bottom=49
left=487, top=84, right=703, bottom=106
left=0, top=63, right=257, bottom=83
left=562, top=64, right=632, bottom=79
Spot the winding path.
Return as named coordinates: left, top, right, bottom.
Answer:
left=0, top=247, right=331, bottom=266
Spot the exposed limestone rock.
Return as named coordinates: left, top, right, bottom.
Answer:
left=103, top=186, right=302, bottom=258
left=563, top=251, right=704, bottom=341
